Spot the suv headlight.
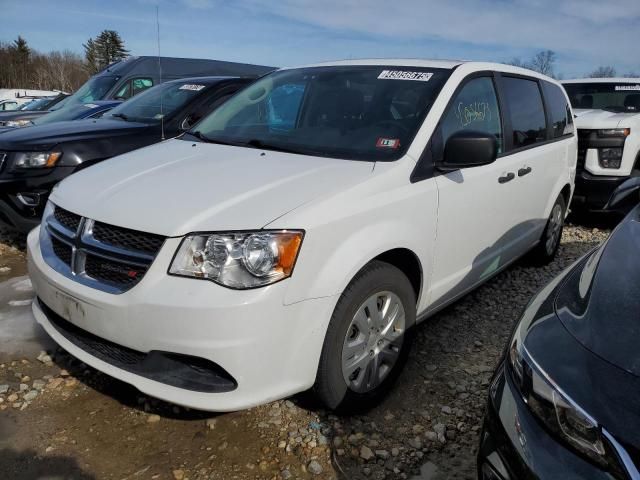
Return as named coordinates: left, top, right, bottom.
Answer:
left=597, top=128, right=630, bottom=137
left=509, top=326, right=626, bottom=477
left=13, top=151, right=61, bottom=169
left=169, top=230, right=303, bottom=289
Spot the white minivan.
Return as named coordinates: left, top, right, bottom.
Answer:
left=27, top=60, right=576, bottom=411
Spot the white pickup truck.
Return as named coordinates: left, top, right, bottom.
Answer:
left=562, top=78, right=640, bottom=212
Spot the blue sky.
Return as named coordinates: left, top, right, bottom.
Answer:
left=2, top=0, right=639, bottom=78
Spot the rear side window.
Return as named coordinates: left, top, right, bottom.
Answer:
left=440, top=77, right=503, bottom=153
left=542, top=81, right=573, bottom=138
left=502, top=77, right=547, bottom=149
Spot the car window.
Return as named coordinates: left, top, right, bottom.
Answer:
left=542, top=81, right=573, bottom=138
left=193, top=66, right=452, bottom=162
left=440, top=77, right=503, bottom=153
left=115, top=78, right=154, bottom=100
left=502, top=77, right=547, bottom=149
left=1, top=102, right=18, bottom=111
left=563, top=82, right=640, bottom=112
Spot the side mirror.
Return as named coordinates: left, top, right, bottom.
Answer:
left=604, top=177, right=640, bottom=210
left=440, top=130, right=498, bottom=171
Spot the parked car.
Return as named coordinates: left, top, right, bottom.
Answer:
left=0, top=94, right=70, bottom=128
left=0, top=76, right=254, bottom=232
left=0, top=99, right=21, bottom=111
left=27, top=59, right=576, bottom=412
left=562, top=77, right=640, bottom=213
left=0, top=100, right=121, bottom=134
left=60, top=56, right=273, bottom=109
left=478, top=178, right=640, bottom=480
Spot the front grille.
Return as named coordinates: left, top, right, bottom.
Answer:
left=576, top=129, right=594, bottom=170
left=53, top=206, right=81, bottom=232
left=92, top=221, right=164, bottom=255
left=85, top=254, right=148, bottom=289
left=41, top=205, right=166, bottom=294
left=51, top=236, right=72, bottom=266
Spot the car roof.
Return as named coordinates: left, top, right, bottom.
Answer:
left=562, top=77, right=640, bottom=84
left=278, top=59, right=561, bottom=83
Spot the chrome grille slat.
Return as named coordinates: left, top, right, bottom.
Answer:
left=41, top=205, right=166, bottom=294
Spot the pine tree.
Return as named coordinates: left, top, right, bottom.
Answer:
left=11, top=36, right=30, bottom=85
left=83, top=38, right=100, bottom=74
left=94, top=30, right=129, bottom=68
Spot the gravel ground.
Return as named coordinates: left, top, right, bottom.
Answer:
left=0, top=223, right=611, bottom=480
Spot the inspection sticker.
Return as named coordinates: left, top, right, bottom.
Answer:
left=378, top=70, right=433, bottom=82
left=615, top=85, right=640, bottom=91
left=376, top=138, right=401, bottom=149
left=179, top=84, right=206, bottom=91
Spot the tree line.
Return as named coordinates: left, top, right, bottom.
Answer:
left=0, top=31, right=129, bottom=93
left=508, top=50, right=639, bottom=79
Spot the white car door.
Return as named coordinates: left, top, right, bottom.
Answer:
left=496, top=76, right=569, bottom=251
left=427, top=75, right=523, bottom=310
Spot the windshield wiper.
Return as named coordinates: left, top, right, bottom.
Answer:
left=245, top=139, right=309, bottom=155
left=111, top=113, right=129, bottom=121
left=186, top=131, right=245, bottom=147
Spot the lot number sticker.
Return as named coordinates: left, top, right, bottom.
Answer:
left=179, top=84, right=206, bottom=91
left=378, top=70, right=433, bottom=82
left=615, top=85, right=640, bottom=91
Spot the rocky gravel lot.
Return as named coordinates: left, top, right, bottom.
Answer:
left=0, top=223, right=611, bottom=480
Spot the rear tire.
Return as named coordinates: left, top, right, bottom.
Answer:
left=528, top=194, right=566, bottom=265
left=314, top=260, right=416, bottom=412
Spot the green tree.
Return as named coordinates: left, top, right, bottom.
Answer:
left=11, top=35, right=31, bottom=85
left=94, top=30, right=129, bottom=67
left=83, top=38, right=100, bottom=74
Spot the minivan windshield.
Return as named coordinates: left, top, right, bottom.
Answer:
left=105, top=81, right=209, bottom=124
left=564, top=82, right=640, bottom=112
left=190, top=66, right=451, bottom=161
left=64, top=75, right=120, bottom=108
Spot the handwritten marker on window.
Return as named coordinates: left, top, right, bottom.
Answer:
left=376, top=138, right=401, bottom=149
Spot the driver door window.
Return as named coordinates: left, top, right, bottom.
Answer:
left=115, top=78, right=154, bottom=100
left=441, top=77, right=503, bottom=153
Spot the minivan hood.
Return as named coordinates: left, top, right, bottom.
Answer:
left=50, top=138, right=374, bottom=236
left=556, top=207, right=640, bottom=377
left=0, top=118, right=151, bottom=151
left=573, top=108, right=637, bottom=129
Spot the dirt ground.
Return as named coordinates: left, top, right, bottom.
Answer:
left=0, top=223, right=611, bottom=480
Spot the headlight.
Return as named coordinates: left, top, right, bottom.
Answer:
left=169, top=230, right=303, bottom=289
left=597, top=128, right=630, bottom=137
left=5, top=119, right=32, bottom=128
left=598, top=148, right=623, bottom=169
left=509, top=328, right=626, bottom=476
left=13, top=151, right=62, bottom=169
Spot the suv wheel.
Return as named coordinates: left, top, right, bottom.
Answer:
left=314, top=260, right=416, bottom=412
left=529, top=194, right=566, bottom=265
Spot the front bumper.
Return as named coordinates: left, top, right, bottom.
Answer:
left=477, top=363, right=613, bottom=480
left=27, top=227, right=338, bottom=411
left=571, top=169, right=628, bottom=212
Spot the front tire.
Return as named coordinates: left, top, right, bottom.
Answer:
left=528, top=194, right=566, bottom=265
left=314, top=260, right=416, bottom=412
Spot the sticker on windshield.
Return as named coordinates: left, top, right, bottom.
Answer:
left=83, top=103, right=99, bottom=108
left=376, top=138, right=401, bottom=149
left=378, top=70, right=433, bottom=82
left=179, top=84, right=206, bottom=91
left=615, top=85, right=640, bottom=91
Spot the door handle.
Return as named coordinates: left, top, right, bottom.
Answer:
left=498, top=172, right=515, bottom=184
left=518, top=166, right=532, bottom=177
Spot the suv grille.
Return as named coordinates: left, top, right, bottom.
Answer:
left=92, top=221, right=164, bottom=255
left=41, top=205, right=166, bottom=294
left=576, top=129, right=594, bottom=170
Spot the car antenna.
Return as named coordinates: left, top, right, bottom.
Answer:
left=156, top=5, right=165, bottom=141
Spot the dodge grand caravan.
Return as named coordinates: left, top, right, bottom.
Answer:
left=28, top=60, right=576, bottom=411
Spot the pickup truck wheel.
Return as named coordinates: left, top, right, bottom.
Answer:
left=529, top=194, right=566, bottom=265
left=314, top=260, right=416, bottom=412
